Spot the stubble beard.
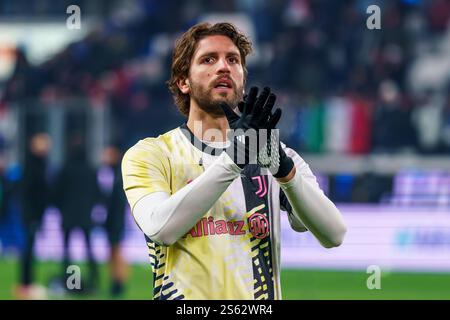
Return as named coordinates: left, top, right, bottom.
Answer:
left=189, top=78, right=243, bottom=118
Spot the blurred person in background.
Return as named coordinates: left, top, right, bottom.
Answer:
left=15, top=132, right=51, bottom=300
left=0, top=158, right=8, bottom=223
left=100, top=145, right=129, bottom=298
left=53, top=133, right=100, bottom=294
left=0, top=47, right=38, bottom=106
left=412, top=91, right=446, bottom=154
left=0, top=158, right=5, bottom=255
left=371, top=80, right=417, bottom=153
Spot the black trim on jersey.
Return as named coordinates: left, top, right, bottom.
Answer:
left=281, top=190, right=302, bottom=227
left=241, top=164, right=275, bottom=300
left=144, top=235, right=185, bottom=300
left=180, top=123, right=227, bottom=156
left=280, top=190, right=293, bottom=214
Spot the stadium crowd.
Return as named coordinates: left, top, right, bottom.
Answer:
left=1, top=0, right=450, bottom=154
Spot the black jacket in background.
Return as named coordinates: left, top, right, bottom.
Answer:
left=21, top=153, right=48, bottom=223
left=54, top=158, right=101, bottom=231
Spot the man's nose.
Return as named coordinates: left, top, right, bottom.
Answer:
left=216, top=58, right=231, bottom=73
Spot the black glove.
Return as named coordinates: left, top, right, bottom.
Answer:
left=271, top=143, right=295, bottom=178
left=219, top=87, right=281, bottom=168
left=238, top=88, right=294, bottom=178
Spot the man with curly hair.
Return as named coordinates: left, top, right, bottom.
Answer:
left=122, top=22, right=346, bottom=300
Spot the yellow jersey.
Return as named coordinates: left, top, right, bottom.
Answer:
left=122, top=124, right=312, bottom=300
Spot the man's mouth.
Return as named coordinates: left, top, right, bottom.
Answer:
left=213, top=78, right=233, bottom=90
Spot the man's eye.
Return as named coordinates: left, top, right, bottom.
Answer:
left=203, top=57, right=214, bottom=64
left=229, top=57, right=239, bottom=64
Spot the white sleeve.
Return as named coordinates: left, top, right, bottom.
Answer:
left=132, top=151, right=241, bottom=246
left=279, top=146, right=347, bottom=248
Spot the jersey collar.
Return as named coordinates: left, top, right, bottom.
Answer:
left=179, top=123, right=228, bottom=156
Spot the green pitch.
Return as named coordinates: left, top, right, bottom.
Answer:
left=0, top=258, right=449, bottom=300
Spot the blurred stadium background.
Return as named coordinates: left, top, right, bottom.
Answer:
left=1, top=0, right=450, bottom=299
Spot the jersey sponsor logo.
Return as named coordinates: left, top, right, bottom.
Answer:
left=182, top=215, right=270, bottom=239
left=248, top=213, right=270, bottom=239
left=182, top=217, right=245, bottom=238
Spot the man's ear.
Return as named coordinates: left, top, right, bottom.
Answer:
left=177, top=78, right=190, bottom=94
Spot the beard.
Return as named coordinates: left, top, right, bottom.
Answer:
left=189, top=77, right=243, bottom=117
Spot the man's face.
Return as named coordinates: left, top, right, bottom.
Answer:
left=187, top=35, right=245, bottom=116
left=30, top=133, right=51, bottom=157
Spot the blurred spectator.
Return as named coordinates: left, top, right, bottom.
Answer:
left=441, top=92, right=450, bottom=152
left=15, top=132, right=51, bottom=300
left=412, top=92, right=445, bottom=154
left=426, top=0, right=450, bottom=34
left=0, top=159, right=7, bottom=222
left=99, top=145, right=129, bottom=298
left=372, top=80, right=417, bottom=152
left=53, top=133, right=100, bottom=293
left=0, top=0, right=449, bottom=168
left=1, top=48, right=38, bottom=105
